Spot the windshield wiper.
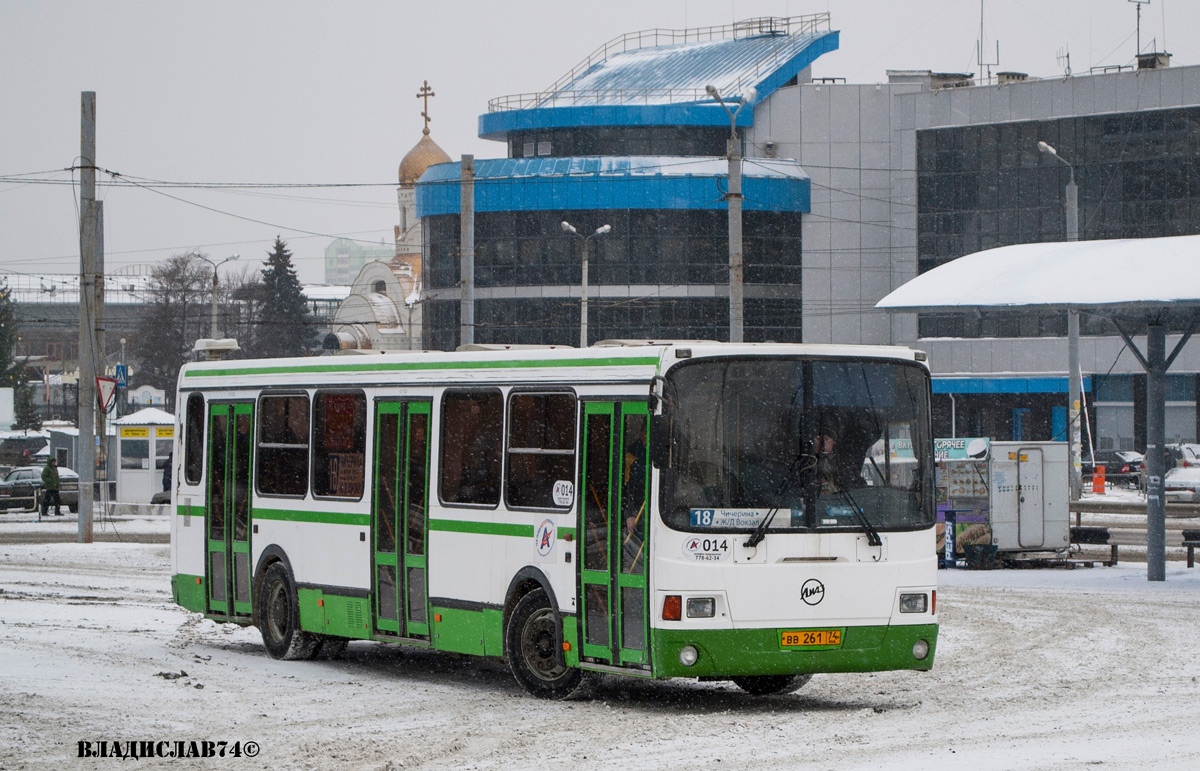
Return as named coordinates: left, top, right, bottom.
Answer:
left=828, top=480, right=882, bottom=547
left=743, top=453, right=810, bottom=549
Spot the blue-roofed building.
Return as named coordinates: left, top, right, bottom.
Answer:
left=416, top=14, right=836, bottom=349
left=412, top=13, right=1200, bottom=451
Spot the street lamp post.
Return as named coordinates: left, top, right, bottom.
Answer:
left=1038, top=140, right=1082, bottom=500
left=196, top=253, right=240, bottom=340
left=706, top=84, right=756, bottom=343
left=561, top=221, right=611, bottom=348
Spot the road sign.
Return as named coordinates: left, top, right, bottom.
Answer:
left=115, top=364, right=127, bottom=387
left=97, top=377, right=118, bottom=412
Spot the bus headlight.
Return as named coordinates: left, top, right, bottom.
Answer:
left=686, top=597, right=715, bottom=618
left=913, top=639, right=930, bottom=660
left=899, top=593, right=928, bottom=613
left=679, top=645, right=699, bottom=667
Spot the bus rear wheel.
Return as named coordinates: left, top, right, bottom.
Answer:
left=733, top=674, right=812, bottom=696
left=258, top=562, right=318, bottom=661
left=507, top=589, right=583, bottom=699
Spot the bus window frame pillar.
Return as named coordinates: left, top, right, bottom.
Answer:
left=707, top=85, right=756, bottom=344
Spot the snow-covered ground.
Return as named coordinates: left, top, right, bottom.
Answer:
left=2, top=523, right=1199, bottom=769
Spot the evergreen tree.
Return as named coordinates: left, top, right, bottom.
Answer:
left=250, top=237, right=315, bottom=358
left=0, top=282, right=34, bottom=430
left=12, top=379, right=41, bottom=432
left=0, top=282, right=22, bottom=388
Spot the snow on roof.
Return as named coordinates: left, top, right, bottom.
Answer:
left=877, top=235, right=1200, bottom=312
left=558, top=31, right=826, bottom=104
left=0, top=273, right=154, bottom=305
left=2, top=273, right=349, bottom=305
left=424, top=155, right=808, bottom=182
left=112, top=407, right=175, bottom=425
left=302, top=285, right=351, bottom=301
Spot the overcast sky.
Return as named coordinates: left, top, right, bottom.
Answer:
left=1, top=0, right=1195, bottom=284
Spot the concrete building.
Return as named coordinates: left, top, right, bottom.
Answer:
left=412, top=13, right=1200, bottom=451
left=323, top=240, right=397, bottom=286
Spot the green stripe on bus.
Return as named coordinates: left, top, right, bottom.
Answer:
left=253, top=508, right=370, bottom=527
left=428, top=519, right=533, bottom=538
left=427, top=519, right=577, bottom=539
left=176, top=506, right=574, bottom=541
left=184, top=356, right=661, bottom=379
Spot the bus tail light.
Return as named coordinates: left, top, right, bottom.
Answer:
left=662, top=595, right=682, bottom=621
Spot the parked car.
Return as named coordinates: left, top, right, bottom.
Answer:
left=1082, top=450, right=1144, bottom=486
left=0, top=466, right=79, bottom=512
left=1165, top=443, right=1200, bottom=469
left=1164, top=466, right=1200, bottom=502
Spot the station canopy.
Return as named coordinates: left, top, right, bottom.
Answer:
left=876, top=234, right=1200, bottom=319
left=876, top=232, right=1200, bottom=583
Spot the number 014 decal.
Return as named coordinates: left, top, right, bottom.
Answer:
left=682, top=536, right=731, bottom=562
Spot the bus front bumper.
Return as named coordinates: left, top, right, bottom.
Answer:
left=652, top=623, right=938, bottom=679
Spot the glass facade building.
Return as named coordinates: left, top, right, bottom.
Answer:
left=916, top=107, right=1200, bottom=339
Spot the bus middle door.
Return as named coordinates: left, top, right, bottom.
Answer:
left=579, top=401, right=650, bottom=670
left=371, top=400, right=431, bottom=639
left=205, top=402, right=254, bottom=619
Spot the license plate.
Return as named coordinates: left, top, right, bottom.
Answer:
left=780, top=629, right=843, bottom=648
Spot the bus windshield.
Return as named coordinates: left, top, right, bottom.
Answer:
left=662, top=357, right=933, bottom=534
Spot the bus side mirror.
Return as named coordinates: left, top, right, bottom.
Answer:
left=650, top=413, right=671, bottom=469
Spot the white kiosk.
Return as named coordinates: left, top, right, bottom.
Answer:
left=113, top=408, right=175, bottom=503
left=989, top=441, right=1070, bottom=554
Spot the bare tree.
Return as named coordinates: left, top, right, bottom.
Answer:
left=130, top=253, right=212, bottom=400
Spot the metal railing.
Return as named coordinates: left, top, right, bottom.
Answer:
left=488, top=13, right=831, bottom=112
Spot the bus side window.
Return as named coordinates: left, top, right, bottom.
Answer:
left=440, top=390, right=503, bottom=506
left=184, top=393, right=205, bottom=485
left=505, top=393, right=576, bottom=509
left=312, top=391, right=367, bottom=499
left=257, top=394, right=310, bottom=497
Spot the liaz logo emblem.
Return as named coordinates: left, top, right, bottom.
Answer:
left=534, top=519, right=556, bottom=557
left=801, top=579, right=825, bottom=606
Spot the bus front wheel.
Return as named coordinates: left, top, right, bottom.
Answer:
left=258, top=562, right=318, bottom=661
left=732, top=674, right=812, bottom=696
left=507, top=589, right=583, bottom=699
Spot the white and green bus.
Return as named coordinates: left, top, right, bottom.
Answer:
left=170, top=342, right=937, bottom=698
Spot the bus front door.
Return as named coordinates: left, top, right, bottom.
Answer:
left=205, top=402, right=254, bottom=619
left=579, top=402, right=650, bottom=670
left=371, top=401, right=432, bottom=639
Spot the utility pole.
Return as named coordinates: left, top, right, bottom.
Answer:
left=460, top=155, right=475, bottom=348
left=1039, top=140, right=1083, bottom=500
left=78, top=92, right=101, bottom=544
left=706, top=84, right=754, bottom=343
left=562, top=221, right=612, bottom=348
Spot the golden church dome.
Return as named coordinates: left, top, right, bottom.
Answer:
left=398, top=130, right=451, bottom=185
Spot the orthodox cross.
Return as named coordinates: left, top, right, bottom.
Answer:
left=416, top=81, right=435, bottom=134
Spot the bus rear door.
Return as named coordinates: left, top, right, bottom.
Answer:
left=579, top=401, right=650, bottom=670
